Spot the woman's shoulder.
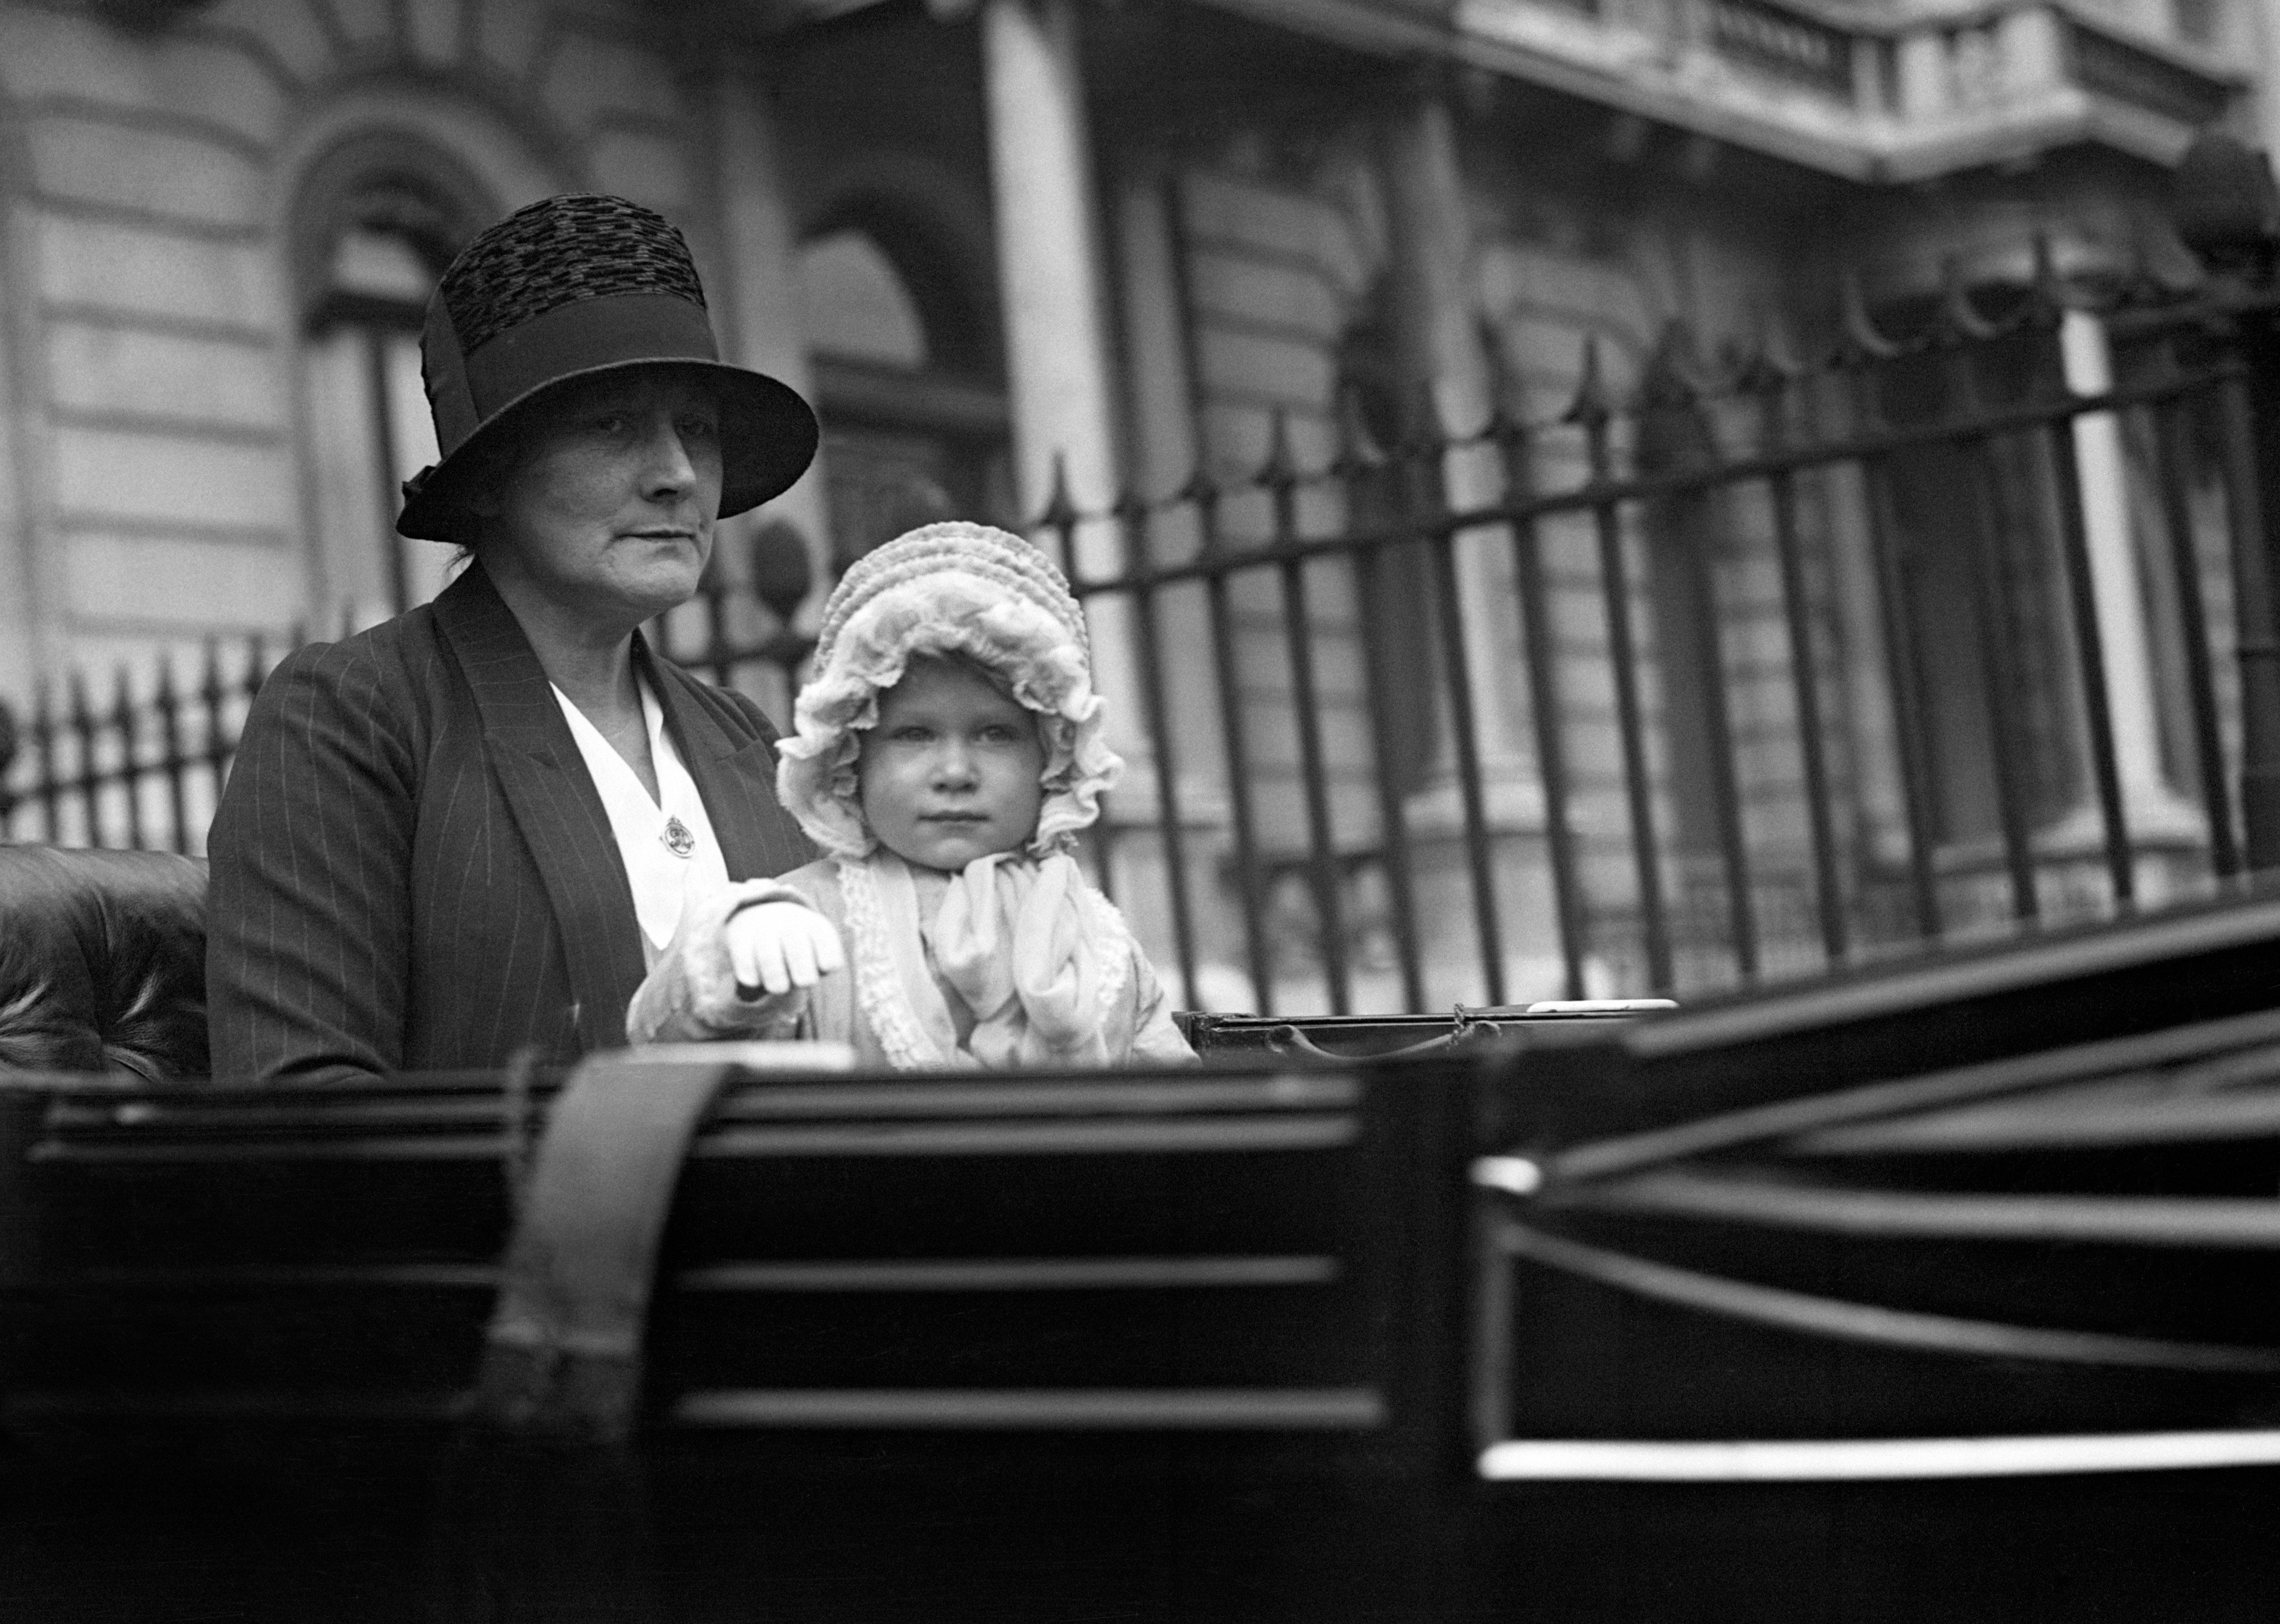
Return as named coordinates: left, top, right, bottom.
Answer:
left=229, top=600, right=499, bottom=807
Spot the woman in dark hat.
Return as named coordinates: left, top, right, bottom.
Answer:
left=207, top=195, right=839, bottom=1084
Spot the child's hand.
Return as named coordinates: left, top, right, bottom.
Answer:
left=625, top=881, right=837, bottom=1044
left=725, top=901, right=845, bottom=998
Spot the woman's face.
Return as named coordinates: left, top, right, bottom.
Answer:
left=479, top=369, right=723, bottom=632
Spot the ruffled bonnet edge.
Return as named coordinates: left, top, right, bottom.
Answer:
left=774, top=522, right=1124, bottom=860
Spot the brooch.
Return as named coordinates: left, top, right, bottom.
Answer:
left=661, top=816, right=696, bottom=858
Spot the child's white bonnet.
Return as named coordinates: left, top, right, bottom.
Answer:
left=774, top=521, right=1124, bottom=859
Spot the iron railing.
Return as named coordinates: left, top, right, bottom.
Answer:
left=0, top=640, right=273, bottom=856
left=1007, top=249, right=2280, bottom=1014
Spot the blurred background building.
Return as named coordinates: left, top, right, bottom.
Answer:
left=0, top=0, right=2270, bottom=1011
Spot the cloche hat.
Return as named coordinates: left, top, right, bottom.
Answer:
left=396, top=193, right=818, bottom=544
left=776, top=522, right=1123, bottom=860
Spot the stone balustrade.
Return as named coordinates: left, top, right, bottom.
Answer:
left=1453, top=0, right=2242, bottom=179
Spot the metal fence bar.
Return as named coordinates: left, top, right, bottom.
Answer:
left=1670, top=472, right=1758, bottom=977
left=1040, top=473, right=1120, bottom=906
left=2211, top=358, right=2280, bottom=871
left=2148, top=394, right=2241, bottom=877
left=1755, top=374, right=1848, bottom=965
left=33, top=680, right=60, bottom=844
left=155, top=655, right=190, bottom=859
left=111, top=669, right=144, bottom=854
left=1412, top=413, right=1508, bottom=1008
left=1115, top=491, right=1201, bottom=1007
left=1189, top=472, right=1274, bottom=1012
left=1351, top=527, right=1427, bottom=1011
left=1954, top=422, right=2042, bottom=923
left=1496, top=413, right=1589, bottom=1001
left=1575, top=346, right=1672, bottom=991
left=2040, top=386, right=2135, bottom=907
left=1851, top=414, right=1944, bottom=941
left=201, top=640, right=233, bottom=834
left=67, top=675, right=98, bottom=849
left=1263, top=415, right=1350, bottom=1014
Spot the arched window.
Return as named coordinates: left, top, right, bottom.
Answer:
left=796, top=213, right=1013, bottom=569
left=291, top=139, right=492, bottom=623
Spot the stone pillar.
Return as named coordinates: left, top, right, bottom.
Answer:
left=979, top=0, right=1147, bottom=765
left=0, top=273, right=36, bottom=707
left=2060, top=307, right=2203, bottom=839
left=2251, top=1, right=2280, bottom=166
left=1379, top=86, right=1539, bottom=828
left=711, top=55, right=832, bottom=597
left=1896, top=29, right=1949, bottom=121
left=1111, top=166, right=1227, bottom=792
left=1995, top=6, right=2063, bottom=96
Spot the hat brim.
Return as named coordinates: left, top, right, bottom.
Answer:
left=394, top=358, right=819, bottom=544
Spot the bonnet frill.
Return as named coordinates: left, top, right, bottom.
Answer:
left=775, top=523, right=1134, bottom=1069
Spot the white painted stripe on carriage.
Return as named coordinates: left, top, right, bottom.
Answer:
left=671, top=1387, right=1387, bottom=1429
left=27, top=1115, right=1361, bottom=1163
left=677, top=1256, right=1342, bottom=1291
left=691, top=1116, right=1360, bottom=1157
left=708, top=1075, right=1363, bottom=1118
left=1476, top=1431, right=2280, bottom=1482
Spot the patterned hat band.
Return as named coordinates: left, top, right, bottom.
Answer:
left=420, top=291, right=718, bottom=458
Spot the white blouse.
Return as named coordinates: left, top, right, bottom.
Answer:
left=551, top=677, right=730, bottom=963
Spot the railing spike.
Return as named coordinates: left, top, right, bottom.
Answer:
left=1730, top=308, right=1800, bottom=397
left=1476, top=314, right=1528, bottom=442
left=1330, top=382, right=1387, bottom=477
left=1832, top=269, right=1902, bottom=368
left=2123, top=223, right=2165, bottom=306
left=1255, top=408, right=1299, bottom=489
left=1034, top=451, right=1082, bottom=534
left=1480, top=381, right=1524, bottom=448
left=746, top=516, right=813, bottom=625
left=1175, top=462, right=1221, bottom=507
left=1635, top=318, right=1708, bottom=411
left=1562, top=336, right=1615, bottom=428
left=1400, top=378, right=1446, bottom=460
left=1934, top=255, right=2000, bottom=344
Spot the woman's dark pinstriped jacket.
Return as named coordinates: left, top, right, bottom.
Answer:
left=205, top=562, right=815, bottom=1085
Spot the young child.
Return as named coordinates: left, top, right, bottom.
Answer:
left=736, top=521, right=1195, bottom=1069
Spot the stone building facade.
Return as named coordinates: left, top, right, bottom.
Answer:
left=0, top=0, right=2266, bottom=1007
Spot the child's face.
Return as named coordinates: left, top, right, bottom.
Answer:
left=858, top=657, right=1047, bottom=871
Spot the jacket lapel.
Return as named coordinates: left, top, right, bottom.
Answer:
left=432, top=566, right=648, bottom=1054
left=641, top=642, right=813, bottom=881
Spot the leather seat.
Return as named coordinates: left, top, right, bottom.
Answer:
left=0, top=846, right=209, bottom=1080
